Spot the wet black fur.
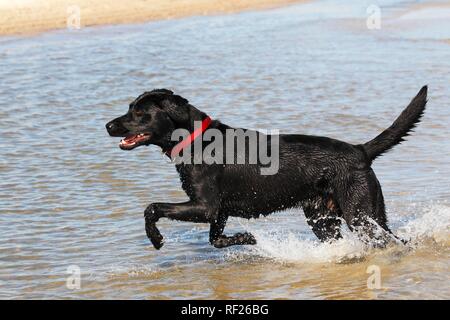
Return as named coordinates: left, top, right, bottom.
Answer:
left=106, top=86, right=428, bottom=249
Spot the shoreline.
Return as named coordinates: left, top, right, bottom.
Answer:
left=0, top=0, right=307, bottom=36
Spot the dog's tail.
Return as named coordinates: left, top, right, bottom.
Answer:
left=362, top=86, right=428, bottom=162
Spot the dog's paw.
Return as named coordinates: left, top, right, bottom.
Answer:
left=145, top=221, right=164, bottom=250
left=211, top=235, right=229, bottom=248
left=240, top=232, right=257, bottom=245
left=151, top=235, right=165, bottom=250
left=211, top=232, right=257, bottom=248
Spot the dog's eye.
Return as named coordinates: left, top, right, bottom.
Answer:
left=135, top=111, right=144, bottom=117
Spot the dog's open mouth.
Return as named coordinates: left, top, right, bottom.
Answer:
left=119, top=133, right=151, bottom=150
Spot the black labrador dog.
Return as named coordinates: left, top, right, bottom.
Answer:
left=106, top=86, right=427, bottom=249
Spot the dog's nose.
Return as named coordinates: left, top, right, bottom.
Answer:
left=106, top=119, right=128, bottom=137
left=106, top=121, right=115, bottom=132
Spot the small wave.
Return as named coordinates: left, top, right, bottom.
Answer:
left=397, top=203, right=450, bottom=246
left=104, top=263, right=160, bottom=280
left=231, top=203, right=450, bottom=264
left=244, top=227, right=367, bottom=264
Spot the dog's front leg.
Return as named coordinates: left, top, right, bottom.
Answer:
left=144, top=201, right=216, bottom=249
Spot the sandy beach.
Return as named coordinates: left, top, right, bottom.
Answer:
left=0, top=0, right=305, bottom=36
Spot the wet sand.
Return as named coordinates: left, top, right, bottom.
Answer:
left=0, top=0, right=306, bottom=36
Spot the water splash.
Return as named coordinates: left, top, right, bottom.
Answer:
left=397, top=203, right=450, bottom=246
left=250, top=231, right=367, bottom=264
left=233, top=203, right=450, bottom=264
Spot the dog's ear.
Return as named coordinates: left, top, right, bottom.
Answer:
left=144, top=89, right=190, bottom=124
left=159, top=94, right=190, bottom=124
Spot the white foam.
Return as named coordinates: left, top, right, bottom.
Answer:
left=397, top=203, right=450, bottom=246
left=250, top=230, right=367, bottom=264
left=105, top=263, right=158, bottom=279
left=232, top=203, right=450, bottom=264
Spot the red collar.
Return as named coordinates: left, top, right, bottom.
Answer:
left=168, top=116, right=212, bottom=159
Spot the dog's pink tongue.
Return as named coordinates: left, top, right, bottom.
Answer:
left=124, top=135, right=138, bottom=143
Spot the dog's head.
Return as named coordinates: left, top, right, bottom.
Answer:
left=106, top=89, right=195, bottom=151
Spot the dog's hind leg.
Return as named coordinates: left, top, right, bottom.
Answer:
left=302, top=196, right=342, bottom=242
left=336, top=169, right=396, bottom=247
left=209, top=213, right=256, bottom=248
